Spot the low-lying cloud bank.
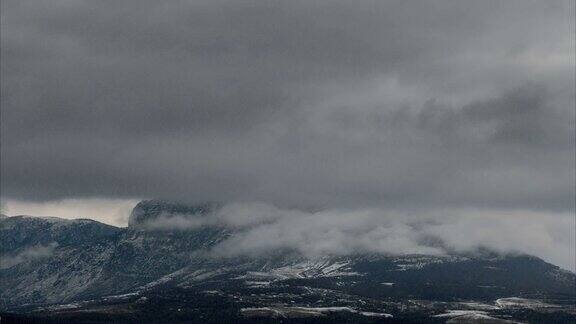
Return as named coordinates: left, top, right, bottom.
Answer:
left=0, top=243, right=58, bottom=269
left=144, top=203, right=575, bottom=271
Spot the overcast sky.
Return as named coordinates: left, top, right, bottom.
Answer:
left=1, top=1, right=574, bottom=267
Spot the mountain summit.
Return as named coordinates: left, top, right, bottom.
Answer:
left=128, top=200, right=217, bottom=228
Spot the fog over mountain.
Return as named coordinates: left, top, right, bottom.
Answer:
left=1, top=0, right=574, bottom=273
left=136, top=202, right=575, bottom=271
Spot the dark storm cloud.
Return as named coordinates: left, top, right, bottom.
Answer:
left=1, top=0, right=574, bottom=211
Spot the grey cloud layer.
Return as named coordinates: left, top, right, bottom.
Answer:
left=1, top=1, right=574, bottom=212
left=141, top=203, right=576, bottom=271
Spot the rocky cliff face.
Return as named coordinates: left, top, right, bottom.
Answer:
left=127, top=200, right=217, bottom=228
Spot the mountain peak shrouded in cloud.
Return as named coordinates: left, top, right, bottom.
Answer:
left=2, top=211, right=574, bottom=321
left=128, top=199, right=218, bottom=228
left=112, top=200, right=575, bottom=271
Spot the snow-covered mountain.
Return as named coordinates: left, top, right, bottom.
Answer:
left=1, top=200, right=575, bottom=323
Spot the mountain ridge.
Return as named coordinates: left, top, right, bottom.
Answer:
left=1, top=201, right=575, bottom=322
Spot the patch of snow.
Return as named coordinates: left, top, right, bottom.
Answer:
left=495, top=297, right=559, bottom=309
left=459, top=302, right=500, bottom=310
left=102, top=292, right=139, bottom=301
left=359, top=311, right=393, bottom=317
left=434, top=310, right=520, bottom=323
left=245, top=281, right=271, bottom=288
left=434, top=310, right=497, bottom=319
left=268, top=259, right=361, bottom=279
left=42, top=303, right=82, bottom=311
left=391, top=255, right=466, bottom=271
left=293, top=306, right=355, bottom=312
left=182, top=268, right=228, bottom=282
left=237, top=259, right=361, bottom=289
left=241, top=307, right=286, bottom=318
left=241, top=306, right=392, bottom=318
left=139, top=267, right=189, bottom=290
